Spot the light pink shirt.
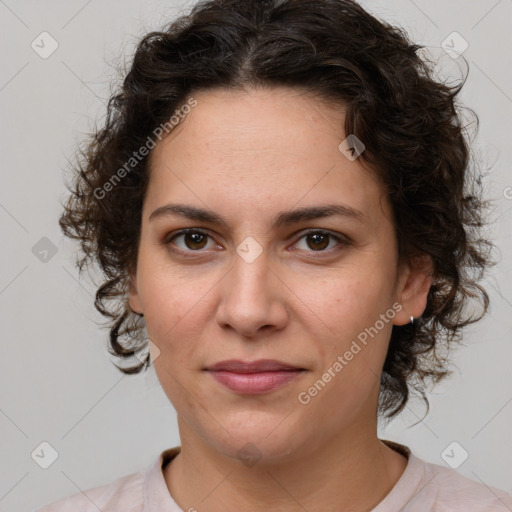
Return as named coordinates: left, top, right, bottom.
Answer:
left=36, top=440, right=512, bottom=511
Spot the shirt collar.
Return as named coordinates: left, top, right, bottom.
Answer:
left=144, top=446, right=182, bottom=512
left=142, top=441, right=423, bottom=512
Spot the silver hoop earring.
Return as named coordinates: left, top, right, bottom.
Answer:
left=410, top=316, right=414, bottom=324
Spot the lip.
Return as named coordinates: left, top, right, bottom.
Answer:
left=205, top=359, right=303, bottom=373
left=205, top=359, right=306, bottom=394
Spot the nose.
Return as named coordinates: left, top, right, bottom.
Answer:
left=215, top=249, right=289, bottom=338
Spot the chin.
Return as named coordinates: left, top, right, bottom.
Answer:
left=198, top=413, right=309, bottom=467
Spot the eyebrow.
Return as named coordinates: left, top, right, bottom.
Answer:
left=149, top=203, right=366, bottom=229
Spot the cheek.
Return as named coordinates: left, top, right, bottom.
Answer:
left=136, top=266, right=196, bottom=357
left=136, top=259, right=224, bottom=380
left=307, top=268, right=397, bottom=390
left=313, top=267, right=394, bottom=333
left=140, top=272, right=203, bottom=408
left=136, top=242, right=204, bottom=321
left=301, top=274, right=396, bottom=413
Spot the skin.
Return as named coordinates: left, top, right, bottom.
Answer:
left=129, top=86, right=433, bottom=511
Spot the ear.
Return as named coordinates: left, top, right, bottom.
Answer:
left=128, top=271, right=143, bottom=315
left=393, top=253, right=433, bottom=326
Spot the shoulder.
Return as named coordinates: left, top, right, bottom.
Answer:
left=411, top=456, right=512, bottom=511
left=34, top=468, right=146, bottom=512
left=380, top=440, right=512, bottom=512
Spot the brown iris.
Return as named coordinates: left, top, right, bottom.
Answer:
left=306, top=233, right=330, bottom=251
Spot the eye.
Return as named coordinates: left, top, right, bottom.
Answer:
left=164, top=229, right=217, bottom=252
left=293, top=230, right=348, bottom=253
left=163, top=228, right=350, bottom=256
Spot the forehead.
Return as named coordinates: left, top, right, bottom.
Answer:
left=145, top=86, right=390, bottom=226
left=153, top=86, right=347, bottom=162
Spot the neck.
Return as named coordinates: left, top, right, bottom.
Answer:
left=163, top=420, right=408, bottom=512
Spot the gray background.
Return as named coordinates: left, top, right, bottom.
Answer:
left=0, top=1, right=511, bottom=511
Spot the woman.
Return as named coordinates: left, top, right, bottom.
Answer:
left=37, top=0, right=512, bottom=510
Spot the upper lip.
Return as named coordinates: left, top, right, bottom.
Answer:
left=205, top=359, right=304, bottom=373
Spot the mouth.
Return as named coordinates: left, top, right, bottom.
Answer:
left=204, top=359, right=307, bottom=394
left=205, top=359, right=305, bottom=373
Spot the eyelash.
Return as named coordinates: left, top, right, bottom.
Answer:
left=163, top=228, right=350, bottom=257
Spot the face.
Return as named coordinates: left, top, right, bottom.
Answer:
left=129, top=86, right=430, bottom=463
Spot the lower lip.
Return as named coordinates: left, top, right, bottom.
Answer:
left=207, top=370, right=304, bottom=394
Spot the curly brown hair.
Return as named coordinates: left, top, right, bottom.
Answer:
left=59, top=0, right=493, bottom=418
